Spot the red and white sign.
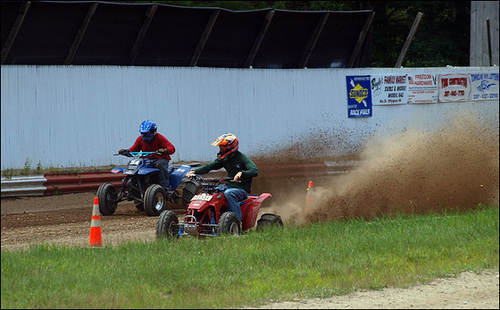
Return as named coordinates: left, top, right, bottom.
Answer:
left=407, top=73, right=439, bottom=103
left=438, top=73, right=470, bottom=102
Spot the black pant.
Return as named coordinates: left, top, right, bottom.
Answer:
left=151, top=158, right=169, bottom=190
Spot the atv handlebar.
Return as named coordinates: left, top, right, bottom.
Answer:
left=188, top=175, right=233, bottom=183
left=187, top=175, right=237, bottom=194
left=114, top=150, right=164, bottom=157
left=188, top=175, right=242, bottom=186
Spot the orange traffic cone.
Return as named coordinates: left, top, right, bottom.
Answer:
left=89, top=197, right=102, bottom=246
left=305, top=181, right=314, bottom=214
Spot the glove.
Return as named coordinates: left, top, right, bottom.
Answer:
left=118, top=149, right=128, bottom=155
left=158, top=148, right=167, bottom=154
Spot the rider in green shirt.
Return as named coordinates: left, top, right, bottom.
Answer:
left=186, top=133, right=259, bottom=221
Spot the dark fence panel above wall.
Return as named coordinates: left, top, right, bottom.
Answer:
left=195, top=9, right=271, bottom=68
left=138, top=5, right=215, bottom=67
left=252, top=10, right=320, bottom=69
left=73, top=2, right=149, bottom=65
left=1, top=1, right=374, bottom=68
left=1, top=1, right=92, bottom=65
left=311, top=12, right=373, bottom=68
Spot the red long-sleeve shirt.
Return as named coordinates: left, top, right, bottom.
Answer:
left=128, top=133, right=175, bottom=160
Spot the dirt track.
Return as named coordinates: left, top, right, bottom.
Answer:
left=1, top=113, right=499, bottom=308
left=0, top=172, right=331, bottom=251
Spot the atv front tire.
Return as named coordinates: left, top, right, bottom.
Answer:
left=256, top=213, right=283, bottom=231
left=97, top=183, right=118, bottom=215
left=156, top=210, right=179, bottom=239
left=217, top=211, right=241, bottom=236
left=144, top=184, right=167, bottom=216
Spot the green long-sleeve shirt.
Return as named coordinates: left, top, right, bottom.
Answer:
left=194, top=151, right=259, bottom=193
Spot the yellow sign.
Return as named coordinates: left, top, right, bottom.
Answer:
left=349, top=84, right=369, bottom=103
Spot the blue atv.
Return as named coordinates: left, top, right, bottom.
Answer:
left=97, top=151, right=191, bottom=216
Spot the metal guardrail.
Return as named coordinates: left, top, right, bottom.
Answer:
left=43, top=172, right=123, bottom=196
left=1, top=161, right=361, bottom=198
left=324, top=160, right=362, bottom=174
left=1, top=175, right=47, bottom=197
left=1, top=173, right=123, bottom=198
left=260, top=160, right=361, bottom=178
left=0, top=162, right=201, bottom=198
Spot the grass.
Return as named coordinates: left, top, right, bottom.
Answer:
left=1, top=204, right=498, bottom=309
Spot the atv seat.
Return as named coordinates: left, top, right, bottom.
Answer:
left=238, top=197, right=252, bottom=207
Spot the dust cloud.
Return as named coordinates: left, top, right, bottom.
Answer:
left=256, top=112, right=499, bottom=225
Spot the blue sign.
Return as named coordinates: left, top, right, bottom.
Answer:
left=346, top=75, right=372, bottom=118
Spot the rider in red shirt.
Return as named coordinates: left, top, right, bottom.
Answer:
left=119, top=120, right=175, bottom=191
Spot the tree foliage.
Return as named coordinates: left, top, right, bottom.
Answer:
left=147, top=1, right=471, bottom=67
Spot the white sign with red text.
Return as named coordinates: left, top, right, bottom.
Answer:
left=438, top=73, right=470, bottom=102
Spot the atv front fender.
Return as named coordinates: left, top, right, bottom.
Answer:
left=138, top=167, right=160, bottom=175
left=111, top=167, right=125, bottom=174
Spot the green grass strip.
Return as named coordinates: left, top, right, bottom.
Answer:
left=2, top=204, right=498, bottom=309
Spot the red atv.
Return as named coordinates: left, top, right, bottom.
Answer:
left=156, top=175, right=283, bottom=238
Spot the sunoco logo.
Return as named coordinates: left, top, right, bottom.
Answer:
left=349, top=84, right=369, bottom=103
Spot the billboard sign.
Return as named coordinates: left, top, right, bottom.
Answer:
left=346, top=75, right=372, bottom=118
left=407, top=73, right=439, bottom=103
left=470, top=72, right=499, bottom=101
left=438, top=73, right=470, bottom=102
left=371, top=74, right=408, bottom=105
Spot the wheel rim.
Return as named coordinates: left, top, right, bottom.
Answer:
left=168, top=220, right=176, bottom=236
left=106, top=188, right=116, bottom=205
left=229, top=222, right=239, bottom=235
left=154, top=192, right=164, bottom=211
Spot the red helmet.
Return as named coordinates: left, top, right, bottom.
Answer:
left=211, top=133, right=239, bottom=160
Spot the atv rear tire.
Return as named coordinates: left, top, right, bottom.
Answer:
left=256, top=213, right=283, bottom=231
left=156, top=210, right=179, bottom=239
left=97, top=183, right=118, bottom=215
left=144, top=184, right=167, bottom=216
left=217, top=211, right=241, bottom=236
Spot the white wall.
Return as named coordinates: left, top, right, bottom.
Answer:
left=1, top=65, right=498, bottom=170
